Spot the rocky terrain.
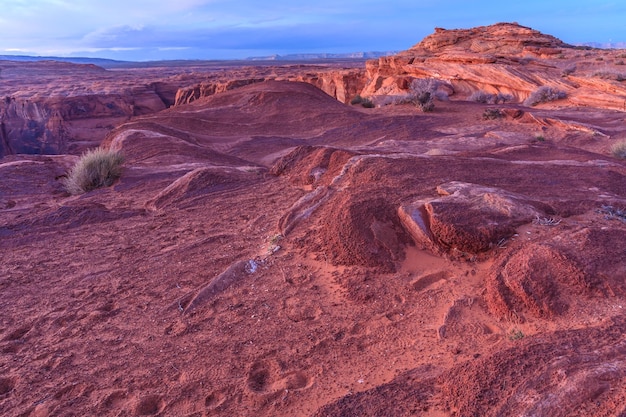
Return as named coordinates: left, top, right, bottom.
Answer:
left=1, top=23, right=625, bottom=417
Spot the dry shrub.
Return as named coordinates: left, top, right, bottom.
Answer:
left=469, top=90, right=495, bottom=104
left=350, top=95, right=374, bottom=108
left=407, top=78, right=439, bottom=112
left=482, top=108, right=504, bottom=120
left=524, top=86, right=567, bottom=106
left=611, top=140, right=626, bottom=159
left=64, top=147, right=124, bottom=194
left=592, top=71, right=626, bottom=81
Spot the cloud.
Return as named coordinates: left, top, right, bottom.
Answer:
left=0, top=0, right=624, bottom=60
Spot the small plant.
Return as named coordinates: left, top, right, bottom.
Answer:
left=533, top=215, right=562, bottom=226
left=509, top=329, right=524, bottom=340
left=495, top=93, right=514, bottom=103
left=407, top=78, right=438, bottom=112
left=469, top=90, right=495, bottom=104
left=350, top=95, right=374, bottom=108
left=561, top=65, right=576, bottom=76
left=593, top=71, right=626, bottom=82
left=63, top=147, right=124, bottom=195
left=350, top=95, right=364, bottom=105
left=599, top=205, right=626, bottom=223
left=482, top=108, right=504, bottom=120
left=361, top=98, right=375, bottom=108
left=534, top=134, right=546, bottom=142
left=267, top=233, right=283, bottom=255
left=611, top=140, right=626, bottom=158
left=524, top=86, right=567, bottom=106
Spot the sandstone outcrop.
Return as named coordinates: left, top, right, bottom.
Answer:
left=362, top=22, right=626, bottom=111
left=399, top=181, right=547, bottom=255
left=173, top=68, right=366, bottom=105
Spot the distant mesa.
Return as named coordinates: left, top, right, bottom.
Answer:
left=246, top=51, right=398, bottom=61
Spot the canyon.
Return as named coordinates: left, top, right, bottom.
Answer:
left=1, top=23, right=626, bottom=417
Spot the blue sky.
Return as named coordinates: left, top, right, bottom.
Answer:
left=0, top=0, right=624, bottom=61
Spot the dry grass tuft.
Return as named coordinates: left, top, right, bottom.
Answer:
left=611, top=140, right=626, bottom=159
left=524, top=86, right=567, bottom=106
left=63, top=147, right=124, bottom=195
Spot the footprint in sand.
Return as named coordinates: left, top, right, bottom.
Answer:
left=246, top=360, right=313, bottom=394
left=0, top=376, right=16, bottom=396
left=204, top=390, right=227, bottom=409
left=99, top=389, right=128, bottom=411
left=133, top=394, right=164, bottom=416
left=284, top=296, right=322, bottom=322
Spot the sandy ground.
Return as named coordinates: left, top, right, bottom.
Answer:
left=1, top=68, right=626, bottom=416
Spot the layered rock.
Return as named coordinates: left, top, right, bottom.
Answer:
left=399, top=181, right=547, bottom=255
left=173, top=68, right=366, bottom=105
left=362, top=22, right=626, bottom=110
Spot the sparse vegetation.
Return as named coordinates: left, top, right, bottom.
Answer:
left=406, top=78, right=439, bottom=112
left=562, top=65, right=576, bottom=76
left=469, top=90, right=495, bottom=104
left=63, top=147, right=124, bottom=195
left=524, top=86, right=567, bottom=106
left=533, top=215, right=561, bottom=226
left=482, top=108, right=504, bottom=120
left=495, top=92, right=514, bottom=103
left=599, top=205, right=626, bottom=223
left=611, top=140, right=626, bottom=158
left=534, top=134, right=546, bottom=142
left=350, top=95, right=375, bottom=108
left=592, top=71, right=626, bottom=82
left=509, top=329, right=525, bottom=340
left=361, top=98, right=375, bottom=108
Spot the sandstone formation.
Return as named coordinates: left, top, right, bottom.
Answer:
left=0, top=60, right=366, bottom=157
left=363, top=22, right=626, bottom=111
left=1, top=23, right=626, bottom=417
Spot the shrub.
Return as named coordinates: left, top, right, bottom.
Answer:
left=611, top=140, right=626, bottom=159
left=524, top=86, right=567, bottom=106
left=495, top=93, right=514, bottom=103
left=350, top=95, right=374, bottom=108
left=361, top=98, right=375, bottom=108
left=561, top=65, right=576, bottom=76
left=482, top=108, right=504, bottom=120
left=63, top=147, right=124, bottom=194
left=350, top=95, right=364, bottom=105
left=407, top=78, right=439, bottom=112
left=593, top=71, right=626, bottom=81
left=469, top=90, right=495, bottom=104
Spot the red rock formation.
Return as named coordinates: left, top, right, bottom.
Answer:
left=362, top=22, right=626, bottom=110
left=173, top=68, right=366, bottom=105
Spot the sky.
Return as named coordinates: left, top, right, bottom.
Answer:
left=0, top=0, right=624, bottom=61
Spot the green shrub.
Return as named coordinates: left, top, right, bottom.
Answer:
left=64, top=147, right=124, bottom=194
left=361, top=98, right=375, bottom=108
left=524, top=86, right=567, bottom=106
left=350, top=95, right=364, bottom=105
left=350, top=95, right=374, bottom=108
left=611, top=140, right=626, bottom=159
